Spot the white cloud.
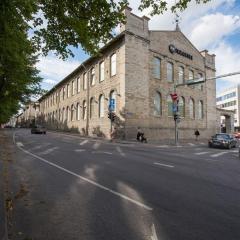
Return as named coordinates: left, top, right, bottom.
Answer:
left=43, top=79, right=57, bottom=85
left=189, top=13, right=240, bottom=50
left=212, top=42, right=240, bottom=83
left=36, top=56, right=80, bottom=82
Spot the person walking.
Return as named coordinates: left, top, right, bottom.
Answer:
left=194, top=129, right=200, bottom=141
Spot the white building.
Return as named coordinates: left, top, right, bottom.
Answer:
left=216, top=85, right=239, bottom=130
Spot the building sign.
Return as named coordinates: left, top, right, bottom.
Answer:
left=169, top=44, right=193, bottom=60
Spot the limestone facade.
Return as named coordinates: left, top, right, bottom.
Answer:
left=37, top=7, right=216, bottom=140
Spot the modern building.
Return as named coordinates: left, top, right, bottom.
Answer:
left=36, top=7, right=217, bottom=140
left=216, top=85, right=240, bottom=131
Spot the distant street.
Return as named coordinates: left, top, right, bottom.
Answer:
left=1, top=128, right=240, bottom=240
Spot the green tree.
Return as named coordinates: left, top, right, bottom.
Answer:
left=0, top=0, right=211, bottom=124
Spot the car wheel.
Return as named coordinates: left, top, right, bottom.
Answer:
left=44, top=132, right=46, bottom=134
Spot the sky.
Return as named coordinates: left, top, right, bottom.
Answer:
left=36, top=0, right=240, bottom=94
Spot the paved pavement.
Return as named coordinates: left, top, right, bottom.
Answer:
left=1, top=128, right=240, bottom=240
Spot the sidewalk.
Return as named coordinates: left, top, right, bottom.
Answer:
left=47, top=129, right=208, bottom=147
left=0, top=131, right=8, bottom=240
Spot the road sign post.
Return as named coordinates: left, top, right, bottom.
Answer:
left=171, top=91, right=179, bottom=145
left=108, top=99, right=115, bottom=133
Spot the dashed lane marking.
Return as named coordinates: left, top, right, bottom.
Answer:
left=92, top=151, right=112, bottom=155
left=195, top=152, right=210, bottom=155
left=154, top=162, right=175, bottom=168
left=79, top=140, right=88, bottom=146
left=39, top=147, right=59, bottom=155
left=188, top=143, right=195, bottom=146
left=116, top=146, right=125, bottom=156
left=74, top=149, right=86, bottom=152
left=13, top=133, right=152, bottom=211
left=210, top=151, right=228, bottom=158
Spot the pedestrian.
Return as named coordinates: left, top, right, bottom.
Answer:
left=194, top=129, right=200, bottom=141
left=136, top=127, right=147, bottom=143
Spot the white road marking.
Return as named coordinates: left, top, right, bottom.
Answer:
left=231, top=149, right=238, bottom=153
left=13, top=138, right=152, bottom=211
left=16, top=142, right=24, bottom=147
left=210, top=152, right=228, bottom=158
left=79, top=140, right=88, bottom=146
left=154, top=162, right=174, bottom=168
left=116, top=146, right=125, bottom=156
left=74, top=149, right=86, bottom=152
left=92, top=142, right=100, bottom=150
left=92, top=151, right=112, bottom=155
left=151, top=224, right=159, bottom=240
left=195, top=152, right=209, bottom=155
left=39, top=147, right=59, bottom=155
left=188, top=143, right=195, bottom=146
left=156, top=145, right=169, bottom=148
left=200, top=143, right=205, bottom=145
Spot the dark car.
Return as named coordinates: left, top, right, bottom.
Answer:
left=31, top=125, right=46, bottom=134
left=208, top=133, right=237, bottom=149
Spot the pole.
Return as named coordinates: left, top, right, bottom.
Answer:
left=173, top=84, right=179, bottom=146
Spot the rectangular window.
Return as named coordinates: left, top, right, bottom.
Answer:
left=99, top=61, right=104, bottom=82
left=153, top=57, right=161, bottom=79
left=178, top=66, right=184, bottom=84
left=167, top=62, right=173, bottom=82
left=110, top=54, right=116, bottom=76
left=66, top=84, right=70, bottom=98
left=189, top=70, right=194, bottom=80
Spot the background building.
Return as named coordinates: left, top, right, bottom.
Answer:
left=36, top=7, right=216, bottom=140
left=216, top=85, right=240, bottom=131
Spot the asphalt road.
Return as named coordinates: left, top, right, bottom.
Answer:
left=2, top=128, right=240, bottom=240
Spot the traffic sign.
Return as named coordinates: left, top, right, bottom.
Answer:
left=170, top=93, right=178, bottom=101
left=109, top=99, right=115, bottom=111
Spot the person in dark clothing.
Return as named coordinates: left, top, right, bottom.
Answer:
left=194, top=129, right=200, bottom=141
left=137, top=127, right=147, bottom=143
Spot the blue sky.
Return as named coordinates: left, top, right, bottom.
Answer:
left=36, top=0, right=240, bottom=94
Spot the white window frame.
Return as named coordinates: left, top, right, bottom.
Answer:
left=99, top=61, right=105, bottom=82
left=110, top=53, right=116, bottom=77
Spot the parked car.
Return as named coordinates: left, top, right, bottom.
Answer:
left=208, top=133, right=237, bottom=149
left=234, top=132, right=240, bottom=139
left=31, top=125, right=46, bottom=134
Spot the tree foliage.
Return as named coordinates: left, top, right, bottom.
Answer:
left=139, top=0, right=211, bottom=15
left=0, top=0, right=211, bottom=124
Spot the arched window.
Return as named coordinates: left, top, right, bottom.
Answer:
left=167, top=62, right=173, bottom=82
left=90, top=98, right=94, bottom=119
left=58, top=109, right=61, bottom=121
left=109, top=90, right=117, bottom=112
left=83, top=100, right=87, bottom=120
left=178, top=66, right=184, bottom=84
left=189, top=98, right=195, bottom=119
left=110, top=53, right=116, bottom=77
left=71, top=104, right=74, bottom=121
left=76, top=103, right=80, bottom=121
left=66, top=106, right=69, bottom=122
left=189, top=70, right=194, bottom=80
left=99, top=95, right=104, bottom=117
left=90, top=68, right=95, bottom=86
left=167, top=95, right=173, bottom=116
left=153, top=57, right=161, bottom=79
left=62, top=108, right=65, bottom=122
left=179, top=97, right=185, bottom=117
left=99, top=61, right=104, bottom=82
left=83, top=73, right=87, bottom=90
left=154, top=92, right=161, bottom=116
left=198, top=100, right=203, bottom=119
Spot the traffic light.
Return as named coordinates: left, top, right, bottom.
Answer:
left=108, top=112, right=116, bottom=122
left=170, top=93, right=178, bottom=101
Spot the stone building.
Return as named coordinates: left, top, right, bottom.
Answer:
left=37, top=7, right=216, bottom=140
